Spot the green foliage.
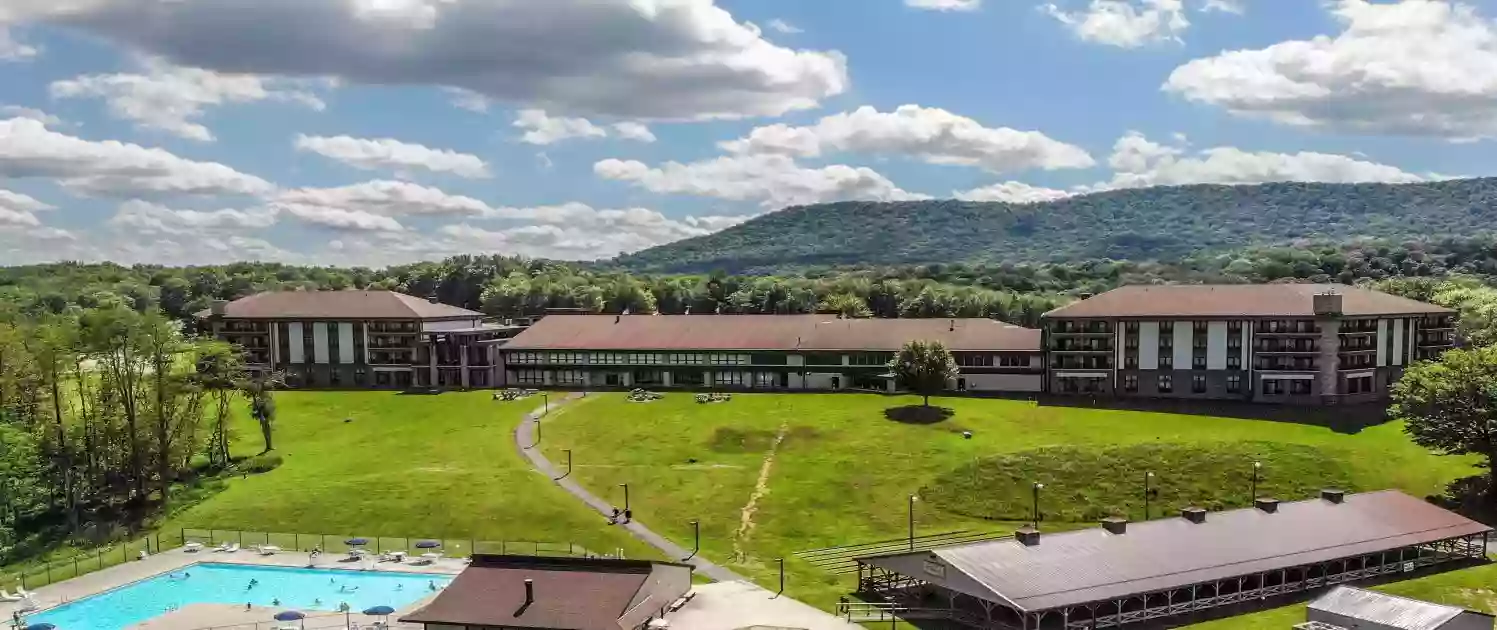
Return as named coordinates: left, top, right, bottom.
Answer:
left=889, top=340, right=960, bottom=406
left=1390, top=345, right=1497, bottom=503
left=816, top=292, right=873, bottom=318
left=616, top=179, right=1497, bottom=272
left=921, top=442, right=1356, bottom=523
left=239, top=453, right=283, bottom=474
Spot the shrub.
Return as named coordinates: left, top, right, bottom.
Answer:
left=241, top=453, right=283, bottom=474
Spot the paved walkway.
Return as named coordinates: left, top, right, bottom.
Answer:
left=513, top=393, right=745, bottom=583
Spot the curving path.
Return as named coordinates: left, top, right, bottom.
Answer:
left=513, top=393, right=744, bottom=583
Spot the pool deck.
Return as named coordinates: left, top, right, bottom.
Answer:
left=1, top=547, right=464, bottom=628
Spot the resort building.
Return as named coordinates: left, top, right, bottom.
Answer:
left=196, top=290, right=521, bottom=389
left=400, top=554, right=693, bottom=630
left=1040, top=284, right=1455, bottom=404
left=497, top=315, right=1044, bottom=392
left=1300, top=586, right=1494, bottom=630
left=853, top=490, right=1490, bottom=630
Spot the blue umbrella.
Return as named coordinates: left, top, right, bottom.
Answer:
left=345, top=538, right=369, bottom=546
left=25, top=624, right=57, bottom=630
left=273, top=611, right=306, bottom=621
left=363, top=605, right=396, bottom=617
left=414, top=540, right=441, bottom=549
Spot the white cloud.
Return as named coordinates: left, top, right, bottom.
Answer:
left=0, top=105, right=61, bottom=126
left=906, top=0, right=982, bottom=11
left=273, top=180, right=496, bottom=219
left=0, top=189, right=53, bottom=226
left=1043, top=0, right=1190, bottom=48
left=294, top=134, right=491, bottom=179
left=954, top=181, right=1074, bottom=203
left=276, top=203, right=405, bottom=232
left=612, top=122, right=658, bottom=143
left=1084, top=131, right=1433, bottom=190
left=0, top=117, right=274, bottom=198
left=514, top=109, right=607, bottom=145
left=14, top=0, right=847, bottom=120
left=767, top=19, right=802, bottom=34
left=1165, top=0, right=1497, bottom=140
left=0, top=26, right=38, bottom=61
left=439, top=205, right=750, bottom=259
left=595, top=154, right=929, bottom=208
left=108, top=199, right=278, bottom=235
left=1201, top=0, right=1244, bottom=14
left=444, top=88, right=491, bottom=113
left=49, top=59, right=326, bottom=141
left=721, top=104, right=1094, bottom=173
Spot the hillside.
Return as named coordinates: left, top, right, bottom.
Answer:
left=617, top=179, right=1497, bottom=273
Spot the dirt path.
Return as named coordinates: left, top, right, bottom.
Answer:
left=732, top=420, right=790, bottom=563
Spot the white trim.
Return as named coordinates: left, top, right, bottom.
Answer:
left=1259, top=373, right=1316, bottom=381
left=1055, top=371, right=1110, bottom=378
left=1343, top=370, right=1375, bottom=378
left=371, top=366, right=413, bottom=372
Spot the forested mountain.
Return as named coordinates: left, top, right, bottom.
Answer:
left=616, top=179, right=1497, bottom=274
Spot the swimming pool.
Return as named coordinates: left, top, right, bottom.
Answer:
left=25, top=562, right=453, bottom=630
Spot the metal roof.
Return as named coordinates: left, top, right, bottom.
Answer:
left=1310, top=586, right=1477, bottom=630
left=195, top=291, right=483, bottom=320
left=1043, top=284, right=1452, bottom=319
left=858, top=490, right=1491, bottom=612
left=501, top=315, right=1040, bottom=352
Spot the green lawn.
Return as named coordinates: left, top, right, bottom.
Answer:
left=539, top=393, right=1480, bottom=609
left=159, top=390, right=653, bottom=559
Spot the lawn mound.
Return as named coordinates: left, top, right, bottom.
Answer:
left=921, top=441, right=1356, bottom=523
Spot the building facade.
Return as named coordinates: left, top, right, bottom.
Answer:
left=197, top=291, right=520, bottom=389
left=498, top=315, right=1045, bottom=392
left=1041, top=284, right=1455, bottom=405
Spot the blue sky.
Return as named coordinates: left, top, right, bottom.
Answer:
left=1, top=0, right=1495, bottom=266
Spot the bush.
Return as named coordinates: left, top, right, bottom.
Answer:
left=240, top=453, right=283, bottom=474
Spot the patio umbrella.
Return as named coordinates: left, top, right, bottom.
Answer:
left=414, top=540, right=441, bottom=549
left=363, top=605, right=396, bottom=621
left=24, top=624, right=56, bottom=630
left=345, top=538, right=369, bottom=546
left=273, top=610, right=306, bottom=629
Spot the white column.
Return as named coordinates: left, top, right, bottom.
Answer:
left=361, top=323, right=370, bottom=365
left=1241, top=325, right=1251, bottom=368
left=1173, top=324, right=1191, bottom=370
left=288, top=322, right=305, bottom=363
left=269, top=324, right=280, bottom=365
left=312, top=323, right=329, bottom=364
left=1391, top=319, right=1404, bottom=367
left=338, top=323, right=354, bottom=364
left=1206, top=321, right=1227, bottom=370
left=1139, top=322, right=1159, bottom=369
left=1376, top=319, right=1389, bottom=367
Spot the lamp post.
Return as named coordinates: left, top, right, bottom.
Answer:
left=1032, top=483, right=1044, bottom=527
left=1251, top=461, right=1262, bottom=503
left=543, top=391, right=550, bottom=416
left=682, top=520, right=700, bottom=562
left=908, top=495, right=919, bottom=551
left=620, top=484, right=630, bottom=513
left=1143, top=471, right=1155, bottom=520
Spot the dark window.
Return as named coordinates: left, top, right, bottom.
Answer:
left=1123, top=374, right=1138, bottom=392
left=1226, top=375, right=1241, bottom=393
left=1193, top=321, right=1208, bottom=333
left=751, top=353, right=788, bottom=366
left=328, top=324, right=340, bottom=364
left=1124, top=354, right=1138, bottom=369
left=957, top=354, right=994, bottom=367
left=1159, top=355, right=1173, bottom=369
left=1159, top=321, right=1174, bottom=335
left=1291, top=380, right=1312, bottom=395
left=999, top=354, right=1029, bottom=367
left=1125, top=321, right=1139, bottom=332
left=354, top=368, right=366, bottom=386
left=805, top=353, right=842, bottom=366
left=1227, top=321, right=1242, bottom=335
left=1157, top=375, right=1172, bottom=393
left=1263, top=379, right=1284, bottom=395
left=1226, top=355, right=1241, bottom=370
left=376, top=371, right=391, bottom=386
left=1192, top=353, right=1207, bottom=369
left=1192, top=374, right=1206, bottom=393
left=329, top=369, right=342, bottom=386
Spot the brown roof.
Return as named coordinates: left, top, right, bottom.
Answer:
left=1044, top=284, right=1451, bottom=319
left=195, top=291, right=482, bottom=320
left=399, top=555, right=691, bottom=630
left=501, top=315, right=1040, bottom=352
left=858, top=490, right=1490, bottom=612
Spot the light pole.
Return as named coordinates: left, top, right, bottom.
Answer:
left=908, top=495, right=919, bottom=551
left=682, top=520, right=700, bottom=562
left=543, top=391, right=550, bottom=416
left=620, top=484, right=630, bottom=514
left=1144, top=472, right=1154, bottom=520
left=772, top=557, right=785, bottom=599
left=1032, top=483, right=1044, bottom=527
left=1251, top=461, right=1262, bottom=503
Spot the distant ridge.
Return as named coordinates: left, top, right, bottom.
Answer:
left=616, top=178, right=1497, bottom=274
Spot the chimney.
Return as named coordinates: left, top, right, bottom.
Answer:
left=1255, top=498, right=1280, bottom=513
left=949, top=319, right=955, bottom=332
left=1321, top=489, right=1345, bottom=504
left=1101, top=517, right=1127, bottom=535
left=524, top=578, right=534, bottom=605
left=1181, top=507, right=1207, bottom=524
left=428, top=294, right=440, bottom=304
left=1015, top=525, right=1041, bottom=546
left=615, top=315, right=621, bottom=324
left=1313, top=291, right=1343, bottom=317
left=210, top=300, right=228, bottom=316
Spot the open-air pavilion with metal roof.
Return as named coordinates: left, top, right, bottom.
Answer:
left=849, top=490, right=1491, bottom=630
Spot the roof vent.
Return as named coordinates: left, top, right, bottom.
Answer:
left=524, top=578, right=534, bottom=604
left=1321, top=489, right=1345, bottom=504
left=210, top=300, right=228, bottom=316
left=1255, top=498, right=1280, bottom=513
left=1101, top=517, right=1127, bottom=535
left=615, top=315, right=621, bottom=324
left=1015, top=525, right=1041, bottom=546
left=1313, top=291, right=1343, bottom=316
left=1181, top=507, right=1207, bottom=524
left=949, top=319, right=955, bottom=332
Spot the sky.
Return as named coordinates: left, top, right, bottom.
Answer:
left=1, top=0, right=1496, bottom=267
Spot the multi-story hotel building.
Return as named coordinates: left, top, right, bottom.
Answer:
left=197, top=291, right=519, bottom=389
left=497, top=315, right=1045, bottom=392
left=1040, top=284, right=1455, bottom=404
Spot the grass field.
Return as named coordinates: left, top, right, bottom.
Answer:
left=157, top=390, right=653, bottom=559
left=538, top=392, right=1480, bottom=610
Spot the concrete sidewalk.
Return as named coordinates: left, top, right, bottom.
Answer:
left=513, top=393, right=745, bottom=583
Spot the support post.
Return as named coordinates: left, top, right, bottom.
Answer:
left=682, top=520, right=700, bottom=562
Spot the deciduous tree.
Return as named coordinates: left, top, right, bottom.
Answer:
left=889, top=340, right=959, bottom=408
left=1391, top=345, right=1497, bottom=505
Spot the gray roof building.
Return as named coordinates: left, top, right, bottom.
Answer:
left=1304, top=587, right=1493, bottom=630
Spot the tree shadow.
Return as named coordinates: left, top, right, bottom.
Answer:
left=1034, top=395, right=1390, bottom=434
left=1428, top=475, right=1497, bottom=525
left=884, top=405, right=955, bottom=425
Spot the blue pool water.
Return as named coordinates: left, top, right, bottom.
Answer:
left=26, top=563, right=452, bottom=630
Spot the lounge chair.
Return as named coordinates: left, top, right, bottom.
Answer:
left=214, top=541, right=231, bottom=552
left=419, top=552, right=443, bottom=564
left=259, top=545, right=281, bottom=556
left=0, top=590, right=21, bottom=602
left=184, top=541, right=204, bottom=552
left=383, top=551, right=407, bottom=562
left=226, top=543, right=240, bottom=553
